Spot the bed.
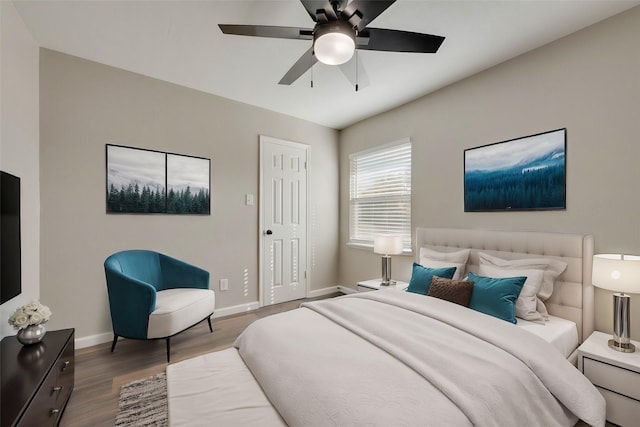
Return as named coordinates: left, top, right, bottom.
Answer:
left=414, top=227, right=595, bottom=362
left=166, top=227, right=605, bottom=427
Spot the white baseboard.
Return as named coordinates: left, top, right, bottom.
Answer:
left=212, top=301, right=261, bottom=318
left=75, top=301, right=262, bottom=350
left=337, top=285, right=357, bottom=294
left=75, top=332, right=114, bottom=349
left=307, top=285, right=342, bottom=298
left=74, top=291, right=352, bottom=350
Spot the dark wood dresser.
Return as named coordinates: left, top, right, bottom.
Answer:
left=1, top=328, right=74, bottom=427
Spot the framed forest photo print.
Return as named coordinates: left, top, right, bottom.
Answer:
left=106, top=144, right=210, bottom=214
left=464, top=128, right=566, bottom=212
left=166, top=153, right=210, bottom=214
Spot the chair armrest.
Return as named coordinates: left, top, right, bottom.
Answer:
left=104, top=267, right=157, bottom=339
left=159, top=254, right=210, bottom=290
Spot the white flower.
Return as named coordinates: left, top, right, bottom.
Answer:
left=23, top=300, right=40, bottom=312
left=29, top=312, right=44, bottom=324
left=11, top=313, right=29, bottom=328
left=39, top=305, right=52, bottom=319
left=7, top=300, right=52, bottom=330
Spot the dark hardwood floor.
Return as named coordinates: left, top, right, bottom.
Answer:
left=61, top=293, right=341, bottom=427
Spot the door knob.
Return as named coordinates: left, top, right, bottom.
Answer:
left=265, top=230, right=273, bottom=235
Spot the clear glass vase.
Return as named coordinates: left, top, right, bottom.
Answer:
left=16, top=324, right=47, bottom=345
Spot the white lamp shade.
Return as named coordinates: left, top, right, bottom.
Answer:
left=314, top=32, right=355, bottom=65
left=593, top=254, right=640, bottom=294
left=374, top=235, right=403, bottom=255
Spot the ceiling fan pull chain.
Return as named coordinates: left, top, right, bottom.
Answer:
left=355, top=49, right=359, bottom=92
left=311, top=53, right=314, bottom=88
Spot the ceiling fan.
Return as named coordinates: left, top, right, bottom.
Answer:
left=219, top=0, right=445, bottom=86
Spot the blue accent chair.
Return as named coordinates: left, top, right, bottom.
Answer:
left=104, top=250, right=215, bottom=362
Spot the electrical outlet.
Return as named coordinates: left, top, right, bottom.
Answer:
left=219, top=278, right=229, bottom=291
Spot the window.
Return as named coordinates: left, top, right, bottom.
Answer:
left=349, top=139, right=411, bottom=251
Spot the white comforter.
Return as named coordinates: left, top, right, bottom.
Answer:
left=235, top=290, right=605, bottom=427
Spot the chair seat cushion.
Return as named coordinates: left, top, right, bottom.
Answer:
left=147, top=288, right=216, bottom=339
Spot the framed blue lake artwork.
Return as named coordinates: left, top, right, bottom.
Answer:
left=464, top=128, right=566, bottom=212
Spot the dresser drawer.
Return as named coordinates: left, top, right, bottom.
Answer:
left=583, top=357, right=640, bottom=401
left=17, top=367, right=59, bottom=427
left=55, top=338, right=75, bottom=408
left=597, top=386, right=640, bottom=427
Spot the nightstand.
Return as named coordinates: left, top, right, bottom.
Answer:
left=578, top=331, right=640, bottom=426
left=357, top=279, right=409, bottom=292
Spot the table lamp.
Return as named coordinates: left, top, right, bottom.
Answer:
left=374, top=235, right=403, bottom=286
left=592, top=254, right=640, bottom=353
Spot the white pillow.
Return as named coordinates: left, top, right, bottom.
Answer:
left=419, top=247, right=470, bottom=281
left=420, top=259, right=466, bottom=280
left=478, top=252, right=568, bottom=319
left=478, top=264, right=545, bottom=323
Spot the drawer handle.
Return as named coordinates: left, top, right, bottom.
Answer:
left=52, top=386, right=63, bottom=393
left=61, top=361, right=70, bottom=371
left=50, top=409, right=60, bottom=416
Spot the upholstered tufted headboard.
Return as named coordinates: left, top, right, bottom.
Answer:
left=415, top=227, right=594, bottom=343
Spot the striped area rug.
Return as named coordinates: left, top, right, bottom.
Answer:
left=115, top=372, right=168, bottom=426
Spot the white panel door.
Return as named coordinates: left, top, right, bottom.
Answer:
left=261, top=136, right=308, bottom=306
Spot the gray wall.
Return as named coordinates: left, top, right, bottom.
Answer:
left=10, top=4, right=640, bottom=345
left=39, top=50, right=339, bottom=342
left=339, top=7, right=640, bottom=339
left=0, top=1, right=40, bottom=339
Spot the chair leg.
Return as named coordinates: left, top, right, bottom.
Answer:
left=111, top=335, right=119, bottom=353
left=207, top=316, right=213, bottom=333
left=166, top=337, right=171, bottom=363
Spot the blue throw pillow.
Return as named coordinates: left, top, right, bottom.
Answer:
left=467, top=272, right=526, bottom=324
left=407, top=263, right=457, bottom=295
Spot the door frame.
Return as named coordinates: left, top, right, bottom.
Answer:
left=258, top=135, right=310, bottom=307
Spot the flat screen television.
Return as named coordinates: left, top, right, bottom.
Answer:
left=1, top=171, right=21, bottom=304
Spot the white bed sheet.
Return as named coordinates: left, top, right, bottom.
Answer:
left=517, top=315, right=579, bottom=359
left=166, top=296, right=599, bottom=427
left=167, top=347, right=286, bottom=427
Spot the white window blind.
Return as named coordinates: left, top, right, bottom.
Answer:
left=349, top=139, right=411, bottom=250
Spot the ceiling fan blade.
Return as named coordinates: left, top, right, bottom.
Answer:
left=358, top=28, right=445, bottom=53
left=299, top=0, right=340, bottom=22
left=342, top=0, right=396, bottom=31
left=279, top=46, right=318, bottom=85
left=218, top=24, right=313, bottom=40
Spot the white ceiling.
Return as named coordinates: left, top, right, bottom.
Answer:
left=13, top=0, right=640, bottom=129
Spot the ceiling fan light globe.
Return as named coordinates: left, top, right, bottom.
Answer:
left=313, top=23, right=356, bottom=65
left=315, top=32, right=355, bottom=65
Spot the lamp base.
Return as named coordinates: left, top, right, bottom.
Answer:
left=380, top=280, right=396, bottom=287
left=610, top=293, right=635, bottom=353
left=381, top=255, right=392, bottom=286
left=608, top=339, right=636, bottom=353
